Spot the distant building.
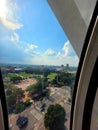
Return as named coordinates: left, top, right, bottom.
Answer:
left=61, top=64, right=64, bottom=68
left=14, top=68, right=23, bottom=73
left=66, top=64, right=69, bottom=69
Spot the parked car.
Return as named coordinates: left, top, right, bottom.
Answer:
left=16, top=116, right=28, bottom=128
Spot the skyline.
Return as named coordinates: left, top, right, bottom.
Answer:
left=0, top=0, right=79, bottom=66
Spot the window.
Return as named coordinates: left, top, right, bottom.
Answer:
left=0, top=1, right=81, bottom=130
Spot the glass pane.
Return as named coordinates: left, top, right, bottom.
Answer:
left=0, top=1, right=79, bottom=130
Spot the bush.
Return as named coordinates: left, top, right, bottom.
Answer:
left=14, top=103, right=25, bottom=114
left=24, top=99, right=31, bottom=107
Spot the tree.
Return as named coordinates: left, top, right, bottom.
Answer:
left=13, top=88, right=24, bottom=103
left=14, top=103, right=25, bottom=114
left=54, top=72, right=75, bottom=86
left=24, top=99, right=31, bottom=107
left=10, top=75, right=22, bottom=83
left=44, top=104, right=66, bottom=130
left=6, top=94, right=16, bottom=108
left=26, top=80, right=43, bottom=100
left=46, top=89, right=51, bottom=98
left=44, top=69, right=50, bottom=77
left=5, top=84, right=24, bottom=113
left=43, top=77, right=48, bottom=89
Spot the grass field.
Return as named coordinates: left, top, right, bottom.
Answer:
left=7, top=72, right=43, bottom=79
left=19, top=72, right=43, bottom=78
left=8, top=73, right=20, bottom=78
left=47, top=73, right=57, bottom=80
left=8, top=72, right=57, bottom=80
left=18, top=72, right=33, bottom=78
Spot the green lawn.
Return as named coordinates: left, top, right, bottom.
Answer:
left=32, top=74, right=43, bottom=77
left=19, top=72, right=33, bottom=78
left=19, top=72, right=43, bottom=78
left=47, top=73, right=57, bottom=80
left=7, top=72, right=43, bottom=79
left=8, top=73, right=19, bottom=78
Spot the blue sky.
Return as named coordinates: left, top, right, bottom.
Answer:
left=0, top=0, right=79, bottom=66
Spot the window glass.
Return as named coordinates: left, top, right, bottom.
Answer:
left=0, top=0, right=79, bottom=130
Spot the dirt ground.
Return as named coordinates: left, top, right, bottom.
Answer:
left=14, top=78, right=37, bottom=90
left=14, top=78, right=37, bottom=102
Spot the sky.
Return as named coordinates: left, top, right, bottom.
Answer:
left=0, top=0, right=79, bottom=66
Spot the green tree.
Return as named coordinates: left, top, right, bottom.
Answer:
left=54, top=72, right=75, bottom=86
left=8, top=74, right=22, bottom=83
left=44, top=70, right=50, bottom=77
left=13, top=88, right=24, bottom=102
left=27, top=80, right=43, bottom=99
left=24, top=99, right=31, bottom=107
left=46, top=89, right=51, bottom=98
left=42, top=77, right=48, bottom=89
left=44, top=104, right=66, bottom=130
left=6, top=94, right=16, bottom=108
left=5, top=84, right=24, bottom=113
left=14, top=103, right=25, bottom=114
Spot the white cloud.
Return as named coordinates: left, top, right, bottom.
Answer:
left=28, top=44, right=38, bottom=50
left=10, top=33, right=38, bottom=57
left=56, top=40, right=72, bottom=59
left=28, top=53, right=79, bottom=66
left=74, top=55, right=79, bottom=63
left=44, top=49, right=55, bottom=56
left=11, top=32, right=19, bottom=42
left=56, top=52, right=63, bottom=58
left=24, top=44, right=38, bottom=53
left=0, top=18, right=23, bottom=30
left=62, top=40, right=70, bottom=56
left=0, top=0, right=23, bottom=30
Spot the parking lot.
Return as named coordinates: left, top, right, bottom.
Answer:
left=30, top=109, right=42, bottom=121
